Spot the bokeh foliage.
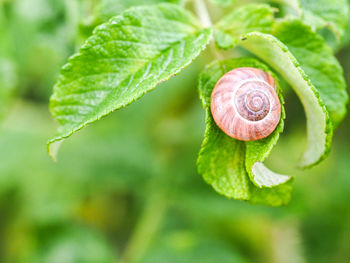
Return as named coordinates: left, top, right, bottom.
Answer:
left=1, top=0, right=350, bottom=262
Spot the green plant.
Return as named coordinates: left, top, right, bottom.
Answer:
left=47, top=0, right=349, bottom=206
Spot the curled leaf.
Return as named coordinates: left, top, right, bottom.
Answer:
left=197, top=58, right=292, bottom=206
left=239, top=31, right=332, bottom=168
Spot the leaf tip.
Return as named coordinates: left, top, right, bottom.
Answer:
left=251, top=162, right=292, bottom=188
left=47, top=139, right=63, bottom=162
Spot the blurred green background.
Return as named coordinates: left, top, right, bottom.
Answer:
left=1, top=0, right=350, bottom=262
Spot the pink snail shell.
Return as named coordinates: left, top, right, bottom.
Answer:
left=210, top=67, right=281, bottom=141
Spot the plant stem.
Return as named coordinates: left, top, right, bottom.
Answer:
left=193, top=0, right=224, bottom=60
left=119, top=191, right=167, bottom=263
left=194, top=0, right=212, bottom=28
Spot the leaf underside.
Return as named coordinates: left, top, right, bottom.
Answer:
left=48, top=3, right=212, bottom=159
left=273, top=20, right=348, bottom=127
left=214, top=5, right=348, bottom=169
left=239, top=31, right=332, bottom=168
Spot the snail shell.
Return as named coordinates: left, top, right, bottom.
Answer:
left=211, top=67, right=281, bottom=141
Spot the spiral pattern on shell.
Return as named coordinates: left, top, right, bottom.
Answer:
left=211, top=67, right=281, bottom=141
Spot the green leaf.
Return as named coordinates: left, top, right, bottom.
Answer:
left=268, top=0, right=302, bottom=15
left=96, top=0, right=185, bottom=22
left=48, top=3, right=212, bottom=160
left=239, top=30, right=332, bottom=168
left=245, top=90, right=290, bottom=188
left=300, top=0, right=349, bottom=39
left=214, top=4, right=276, bottom=49
left=272, top=0, right=349, bottom=40
left=336, top=0, right=350, bottom=49
left=273, top=20, right=348, bottom=127
left=213, top=6, right=346, bottom=167
left=197, top=58, right=292, bottom=206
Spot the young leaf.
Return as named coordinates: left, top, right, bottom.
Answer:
left=274, top=20, right=348, bottom=127
left=268, top=0, right=302, bottom=15
left=272, top=0, right=349, bottom=40
left=214, top=4, right=276, bottom=49
left=239, top=31, right=332, bottom=168
left=48, top=4, right=212, bottom=160
left=300, top=0, right=349, bottom=39
left=197, top=58, right=292, bottom=206
left=97, top=0, right=185, bottom=22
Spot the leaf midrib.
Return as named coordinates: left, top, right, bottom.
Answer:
left=52, top=30, right=208, bottom=136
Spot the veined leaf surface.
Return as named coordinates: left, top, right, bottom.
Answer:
left=48, top=4, right=212, bottom=159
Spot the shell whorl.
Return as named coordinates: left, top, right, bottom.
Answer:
left=210, top=67, right=281, bottom=141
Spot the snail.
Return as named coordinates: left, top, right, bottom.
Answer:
left=210, top=67, right=281, bottom=141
